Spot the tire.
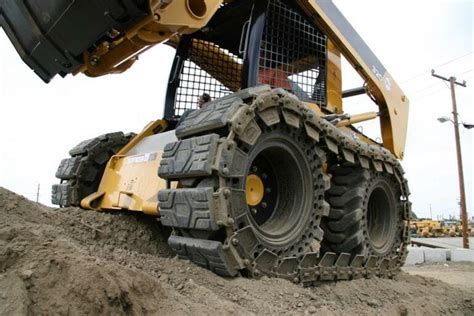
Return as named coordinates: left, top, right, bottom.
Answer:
left=321, top=163, right=404, bottom=261
left=52, top=132, right=135, bottom=207
left=230, top=122, right=326, bottom=259
left=168, top=123, right=326, bottom=257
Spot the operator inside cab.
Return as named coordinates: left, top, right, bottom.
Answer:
left=177, top=93, right=212, bottom=126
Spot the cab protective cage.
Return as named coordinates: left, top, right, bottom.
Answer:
left=164, top=0, right=328, bottom=121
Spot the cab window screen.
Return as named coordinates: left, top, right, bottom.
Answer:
left=258, top=0, right=327, bottom=105
left=174, top=39, right=243, bottom=116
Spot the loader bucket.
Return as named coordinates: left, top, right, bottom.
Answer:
left=0, top=0, right=147, bottom=82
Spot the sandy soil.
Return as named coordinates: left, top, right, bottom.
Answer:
left=1, top=187, right=473, bottom=315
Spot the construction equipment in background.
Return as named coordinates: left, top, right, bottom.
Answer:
left=1, top=0, right=411, bottom=282
left=445, top=222, right=474, bottom=237
left=410, top=220, right=445, bottom=238
left=410, top=219, right=474, bottom=238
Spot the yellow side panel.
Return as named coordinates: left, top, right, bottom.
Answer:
left=81, top=120, right=176, bottom=215
left=90, top=152, right=166, bottom=215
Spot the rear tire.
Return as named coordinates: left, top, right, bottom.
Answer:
left=321, top=163, right=404, bottom=260
left=52, top=132, right=135, bottom=207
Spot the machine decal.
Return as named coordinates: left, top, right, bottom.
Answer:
left=372, top=65, right=392, bottom=92
left=126, top=153, right=158, bottom=165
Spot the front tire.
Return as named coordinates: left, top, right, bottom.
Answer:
left=235, top=123, right=325, bottom=259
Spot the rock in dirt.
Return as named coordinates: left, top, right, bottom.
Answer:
left=0, top=186, right=473, bottom=315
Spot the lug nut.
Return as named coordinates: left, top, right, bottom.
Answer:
left=232, top=238, right=239, bottom=246
left=265, top=188, right=272, bottom=194
left=261, top=202, right=268, bottom=209
left=251, top=166, right=258, bottom=173
left=261, top=173, right=268, bottom=179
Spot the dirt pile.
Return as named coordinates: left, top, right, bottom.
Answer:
left=0, top=187, right=472, bottom=315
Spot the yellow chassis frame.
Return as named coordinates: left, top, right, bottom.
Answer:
left=81, top=120, right=171, bottom=215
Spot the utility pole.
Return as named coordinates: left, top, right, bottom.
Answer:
left=432, top=70, right=469, bottom=249
left=36, top=183, right=40, bottom=204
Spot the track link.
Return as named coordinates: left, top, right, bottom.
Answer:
left=159, top=86, right=410, bottom=284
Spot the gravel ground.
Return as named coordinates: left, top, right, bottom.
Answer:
left=403, top=262, right=474, bottom=292
left=1, top=187, right=473, bottom=315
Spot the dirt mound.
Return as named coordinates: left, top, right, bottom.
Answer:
left=1, top=187, right=472, bottom=315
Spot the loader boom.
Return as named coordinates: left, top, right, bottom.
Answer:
left=1, top=0, right=408, bottom=157
left=298, top=0, right=409, bottom=158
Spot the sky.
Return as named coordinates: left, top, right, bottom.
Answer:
left=0, top=0, right=472, bottom=220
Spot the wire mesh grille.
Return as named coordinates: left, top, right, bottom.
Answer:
left=174, top=39, right=243, bottom=116
left=258, top=0, right=327, bottom=105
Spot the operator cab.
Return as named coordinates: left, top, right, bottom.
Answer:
left=164, top=0, right=331, bottom=125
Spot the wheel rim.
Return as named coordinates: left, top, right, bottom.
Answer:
left=244, top=132, right=312, bottom=250
left=367, top=180, right=397, bottom=255
left=246, top=174, right=265, bottom=207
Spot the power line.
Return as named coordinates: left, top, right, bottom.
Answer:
left=436, top=53, right=473, bottom=69
left=406, top=68, right=472, bottom=99
left=408, top=81, right=446, bottom=96
left=401, top=51, right=473, bottom=84
left=411, top=87, right=447, bottom=101
left=456, top=69, right=473, bottom=77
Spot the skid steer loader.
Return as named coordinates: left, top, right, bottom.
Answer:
left=1, top=0, right=411, bottom=283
